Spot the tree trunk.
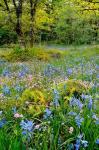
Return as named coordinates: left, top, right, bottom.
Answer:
left=12, top=0, right=25, bottom=47
left=29, top=0, right=39, bottom=47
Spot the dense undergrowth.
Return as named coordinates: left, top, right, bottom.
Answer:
left=0, top=45, right=64, bottom=62
left=0, top=45, right=99, bottom=150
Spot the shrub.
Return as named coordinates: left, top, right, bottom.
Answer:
left=4, top=45, right=31, bottom=61
left=0, top=28, right=17, bottom=45
left=2, top=46, right=64, bottom=62
left=20, top=89, right=46, bottom=116
left=56, top=80, right=91, bottom=99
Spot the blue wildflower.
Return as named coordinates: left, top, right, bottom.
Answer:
left=44, top=64, right=60, bottom=77
left=95, top=119, right=99, bottom=125
left=67, top=68, right=73, bottom=75
left=2, top=69, right=10, bottom=77
left=68, top=111, right=77, bottom=116
left=74, top=139, right=80, bottom=150
left=44, top=108, right=52, bottom=119
left=53, top=89, right=60, bottom=107
left=18, top=72, right=25, bottom=77
left=92, top=114, right=98, bottom=120
left=15, top=85, right=23, bottom=92
left=96, top=139, right=99, bottom=144
left=12, top=107, right=17, bottom=114
left=75, top=115, right=84, bottom=128
left=20, top=120, right=34, bottom=132
left=70, top=98, right=83, bottom=109
left=3, top=85, right=10, bottom=95
left=81, top=94, right=89, bottom=100
left=96, top=65, right=99, bottom=69
left=22, top=130, right=27, bottom=135
left=77, top=100, right=83, bottom=109
left=97, top=74, right=99, bottom=79
left=81, top=140, right=88, bottom=148
left=22, top=130, right=32, bottom=141
left=88, top=98, right=93, bottom=110
left=0, top=119, right=7, bottom=128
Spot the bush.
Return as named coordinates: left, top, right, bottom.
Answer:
left=20, top=89, right=46, bottom=116
left=0, top=28, right=17, bottom=45
left=2, top=45, right=64, bottom=62
left=56, top=80, right=91, bottom=98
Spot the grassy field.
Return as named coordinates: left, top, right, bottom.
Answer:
left=0, top=45, right=99, bottom=150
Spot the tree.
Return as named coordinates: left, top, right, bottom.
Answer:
left=0, top=0, right=99, bottom=45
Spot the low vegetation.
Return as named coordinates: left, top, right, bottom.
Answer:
left=0, top=45, right=99, bottom=149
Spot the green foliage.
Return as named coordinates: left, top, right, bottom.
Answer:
left=0, top=45, right=64, bottom=62
left=53, top=2, right=99, bottom=45
left=21, top=89, right=46, bottom=116
left=0, top=28, right=17, bottom=45
left=0, top=0, right=99, bottom=45
left=56, top=80, right=90, bottom=99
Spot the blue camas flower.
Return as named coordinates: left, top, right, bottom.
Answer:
left=43, top=108, right=52, bottom=119
left=18, top=71, right=25, bottom=78
left=2, top=69, right=10, bottom=77
left=95, top=119, right=99, bottom=125
left=96, top=139, right=99, bottom=144
left=75, top=115, right=84, bottom=128
left=67, top=68, right=73, bottom=75
left=44, top=64, right=60, bottom=77
left=0, top=119, right=7, bottom=128
left=53, top=89, right=60, bottom=107
left=74, top=139, right=80, bottom=150
left=68, top=111, right=77, bottom=116
left=15, top=85, right=23, bottom=92
left=74, top=135, right=88, bottom=150
left=81, top=140, right=88, bottom=148
left=88, top=98, right=93, bottom=110
left=3, top=85, right=10, bottom=95
left=12, top=107, right=17, bottom=114
left=70, top=97, right=83, bottom=109
left=20, top=120, right=34, bottom=132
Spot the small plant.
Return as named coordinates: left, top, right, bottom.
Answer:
left=21, top=89, right=46, bottom=116
left=56, top=80, right=91, bottom=98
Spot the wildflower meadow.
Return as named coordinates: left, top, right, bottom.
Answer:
left=0, top=45, right=99, bottom=150
left=0, top=0, right=99, bottom=149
